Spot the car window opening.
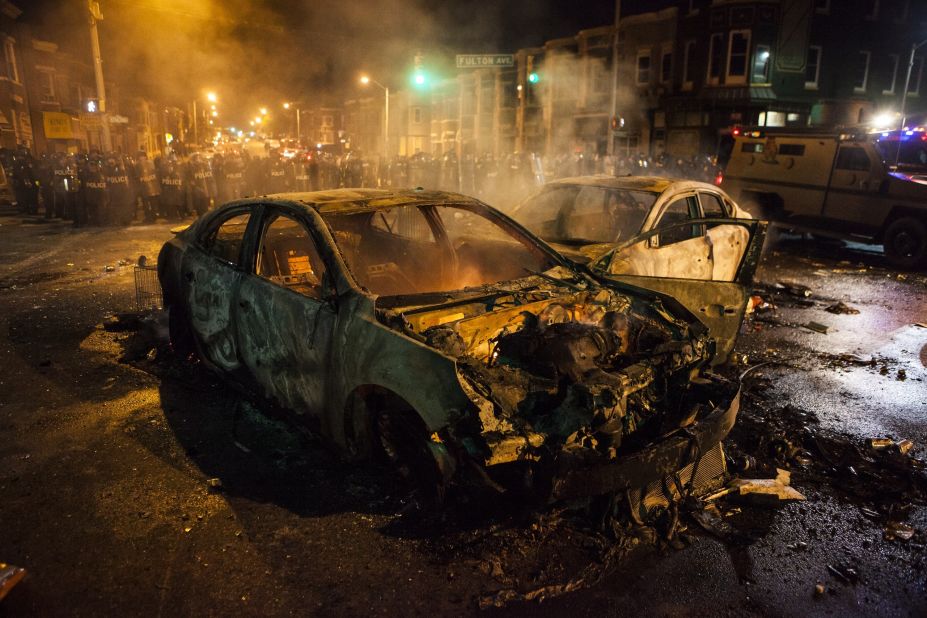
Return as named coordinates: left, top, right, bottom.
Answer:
left=322, top=204, right=557, bottom=297
left=519, top=186, right=657, bottom=245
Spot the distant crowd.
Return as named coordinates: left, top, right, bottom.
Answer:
left=3, top=144, right=721, bottom=224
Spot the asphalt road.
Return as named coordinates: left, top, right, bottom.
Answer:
left=0, top=210, right=925, bottom=616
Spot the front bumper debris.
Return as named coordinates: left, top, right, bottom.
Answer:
left=548, top=388, right=741, bottom=502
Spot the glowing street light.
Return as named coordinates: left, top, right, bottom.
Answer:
left=254, top=116, right=262, bottom=124
left=359, top=74, right=389, bottom=158
left=206, top=91, right=218, bottom=103
left=211, top=110, right=218, bottom=117
left=260, top=107, right=268, bottom=116
left=282, top=101, right=302, bottom=139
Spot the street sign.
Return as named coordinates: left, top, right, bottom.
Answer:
left=456, top=54, right=515, bottom=69
left=79, top=112, right=102, bottom=130
left=42, top=111, right=75, bottom=139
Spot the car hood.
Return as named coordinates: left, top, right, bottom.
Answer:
left=376, top=271, right=718, bottom=468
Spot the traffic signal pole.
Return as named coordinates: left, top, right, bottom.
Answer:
left=88, top=0, right=112, bottom=151
left=607, top=0, right=621, bottom=157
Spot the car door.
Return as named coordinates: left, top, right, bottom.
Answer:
left=822, top=145, right=884, bottom=226
left=700, top=191, right=749, bottom=281
left=612, top=194, right=714, bottom=280
left=594, top=219, right=767, bottom=365
left=181, top=207, right=254, bottom=372
left=233, top=205, right=337, bottom=418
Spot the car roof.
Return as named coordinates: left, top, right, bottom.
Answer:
left=250, top=188, right=484, bottom=215
left=544, top=175, right=723, bottom=195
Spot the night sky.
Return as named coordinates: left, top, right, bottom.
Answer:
left=18, top=0, right=671, bottom=124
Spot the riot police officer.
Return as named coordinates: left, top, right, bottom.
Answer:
left=64, top=154, right=83, bottom=226
left=52, top=153, right=72, bottom=219
left=158, top=154, right=186, bottom=220
left=186, top=154, right=216, bottom=216
left=81, top=156, right=107, bottom=226
left=10, top=145, right=39, bottom=215
left=219, top=151, right=245, bottom=203
left=264, top=150, right=290, bottom=194
left=35, top=154, right=56, bottom=219
left=134, top=151, right=161, bottom=222
left=105, top=154, right=134, bottom=226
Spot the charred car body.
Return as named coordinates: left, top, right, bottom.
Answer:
left=158, top=189, right=765, bottom=503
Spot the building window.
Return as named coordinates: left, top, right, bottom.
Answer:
left=883, top=54, right=899, bottom=94
left=38, top=70, right=56, bottom=103
left=907, top=56, right=923, bottom=95
left=661, top=48, right=672, bottom=83
left=726, top=30, right=751, bottom=84
left=805, top=46, right=822, bottom=89
left=814, top=0, right=830, bottom=14
left=864, top=0, right=879, bottom=20
left=707, top=33, right=724, bottom=84
left=412, top=107, right=422, bottom=124
left=752, top=45, right=771, bottom=83
left=682, top=40, right=696, bottom=89
left=637, top=50, right=651, bottom=85
left=854, top=51, right=871, bottom=93
left=3, top=39, right=18, bottom=83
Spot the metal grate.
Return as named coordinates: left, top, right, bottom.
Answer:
left=134, top=264, right=163, bottom=311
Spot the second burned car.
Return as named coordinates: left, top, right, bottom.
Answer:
left=158, top=189, right=765, bottom=504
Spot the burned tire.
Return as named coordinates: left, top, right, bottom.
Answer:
left=167, top=305, right=195, bottom=358
left=374, top=409, right=445, bottom=505
left=884, top=217, right=927, bottom=269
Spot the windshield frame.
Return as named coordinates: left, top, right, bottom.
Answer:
left=318, top=198, right=577, bottom=300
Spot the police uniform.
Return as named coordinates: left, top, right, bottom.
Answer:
left=159, top=157, right=186, bottom=220
left=105, top=156, right=134, bottom=226
left=135, top=154, right=161, bottom=222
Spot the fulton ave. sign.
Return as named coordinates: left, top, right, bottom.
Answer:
left=455, top=54, right=515, bottom=69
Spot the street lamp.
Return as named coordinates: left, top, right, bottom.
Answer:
left=283, top=101, right=302, bottom=140
left=260, top=107, right=268, bottom=116
left=192, top=91, right=218, bottom=145
left=359, top=74, right=389, bottom=158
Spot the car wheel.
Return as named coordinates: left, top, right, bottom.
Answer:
left=375, top=409, right=445, bottom=505
left=168, top=305, right=195, bottom=358
left=884, top=217, right=927, bottom=268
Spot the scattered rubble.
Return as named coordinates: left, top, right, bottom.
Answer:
left=824, top=302, right=860, bottom=315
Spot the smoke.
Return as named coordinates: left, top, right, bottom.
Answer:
left=20, top=0, right=621, bottom=127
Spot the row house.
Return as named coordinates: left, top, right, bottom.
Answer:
left=0, top=1, right=30, bottom=149
left=664, top=0, right=927, bottom=156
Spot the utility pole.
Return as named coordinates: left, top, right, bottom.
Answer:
left=895, top=39, right=927, bottom=166
left=607, top=0, right=621, bottom=158
left=88, top=0, right=111, bottom=151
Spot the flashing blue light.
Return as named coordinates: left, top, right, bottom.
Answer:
left=905, top=130, right=915, bottom=136
left=882, top=132, right=890, bottom=137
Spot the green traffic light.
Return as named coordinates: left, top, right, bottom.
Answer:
left=413, top=72, right=427, bottom=87
left=528, top=72, right=539, bottom=84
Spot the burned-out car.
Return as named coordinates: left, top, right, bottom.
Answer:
left=158, top=189, right=765, bottom=503
left=510, top=176, right=752, bottom=281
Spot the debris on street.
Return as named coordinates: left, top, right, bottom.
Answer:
left=824, top=301, right=860, bottom=315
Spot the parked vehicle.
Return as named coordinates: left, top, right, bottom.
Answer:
left=158, top=188, right=765, bottom=504
left=509, top=175, right=752, bottom=281
left=721, top=127, right=927, bottom=267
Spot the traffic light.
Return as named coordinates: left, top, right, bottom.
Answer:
left=85, top=98, right=99, bottom=113
left=412, top=70, right=428, bottom=88
left=526, top=55, right=539, bottom=84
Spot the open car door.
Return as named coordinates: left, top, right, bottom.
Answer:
left=591, top=218, right=766, bottom=365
